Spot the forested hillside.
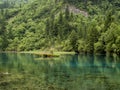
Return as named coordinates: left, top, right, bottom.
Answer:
left=0, top=0, right=31, bottom=8
left=0, top=0, right=120, bottom=54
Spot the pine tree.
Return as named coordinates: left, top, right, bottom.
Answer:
left=65, top=5, right=70, bottom=20
left=69, top=30, right=78, bottom=52
left=0, top=16, right=8, bottom=50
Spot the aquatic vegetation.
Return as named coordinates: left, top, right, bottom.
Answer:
left=0, top=53, right=120, bottom=90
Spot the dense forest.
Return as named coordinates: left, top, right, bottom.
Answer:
left=0, top=0, right=120, bottom=54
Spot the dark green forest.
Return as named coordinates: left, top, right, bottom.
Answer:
left=0, top=0, right=120, bottom=54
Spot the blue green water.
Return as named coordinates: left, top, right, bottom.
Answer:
left=0, top=53, right=120, bottom=90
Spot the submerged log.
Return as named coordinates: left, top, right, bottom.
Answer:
left=34, top=52, right=60, bottom=58
left=42, top=54, right=59, bottom=58
left=0, top=72, right=11, bottom=77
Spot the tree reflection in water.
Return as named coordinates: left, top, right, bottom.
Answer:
left=0, top=53, right=120, bottom=90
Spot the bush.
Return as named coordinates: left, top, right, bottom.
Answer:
left=78, top=40, right=85, bottom=52
left=106, top=43, right=113, bottom=53
left=94, top=42, right=105, bottom=54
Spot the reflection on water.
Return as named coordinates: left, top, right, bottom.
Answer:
left=0, top=53, right=120, bottom=90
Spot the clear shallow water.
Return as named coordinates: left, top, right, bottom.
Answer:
left=0, top=53, right=120, bottom=90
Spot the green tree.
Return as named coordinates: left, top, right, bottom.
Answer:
left=0, top=16, right=8, bottom=50
left=87, top=22, right=99, bottom=53
left=65, top=5, right=70, bottom=20
left=69, top=30, right=78, bottom=52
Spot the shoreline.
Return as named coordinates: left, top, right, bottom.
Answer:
left=0, top=51, right=76, bottom=56
left=20, top=51, right=76, bottom=57
left=0, top=51, right=119, bottom=56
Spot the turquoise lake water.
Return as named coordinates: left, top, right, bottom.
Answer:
left=0, top=53, right=120, bottom=90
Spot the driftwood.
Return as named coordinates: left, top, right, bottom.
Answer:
left=0, top=72, right=11, bottom=77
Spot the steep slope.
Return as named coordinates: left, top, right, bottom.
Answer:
left=0, top=0, right=120, bottom=54
left=0, top=0, right=32, bottom=9
left=65, top=0, right=120, bottom=15
left=6, top=0, right=65, bottom=51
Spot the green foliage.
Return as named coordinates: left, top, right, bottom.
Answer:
left=69, top=30, right=78, bottom=52
left=86, top=20, right=100, bottom=53
left=94, top=42, right=105, bottom=54
left=0, top=0, right=119, bottom=55
left=0, top=15, right=8, bottom=51
left=78, top=40, right=86, bottom=53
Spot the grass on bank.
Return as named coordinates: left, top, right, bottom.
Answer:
left=20, top=51, right=76, bottom=57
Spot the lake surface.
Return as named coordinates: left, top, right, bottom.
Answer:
left=0, top=53, right=120, bottom=90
